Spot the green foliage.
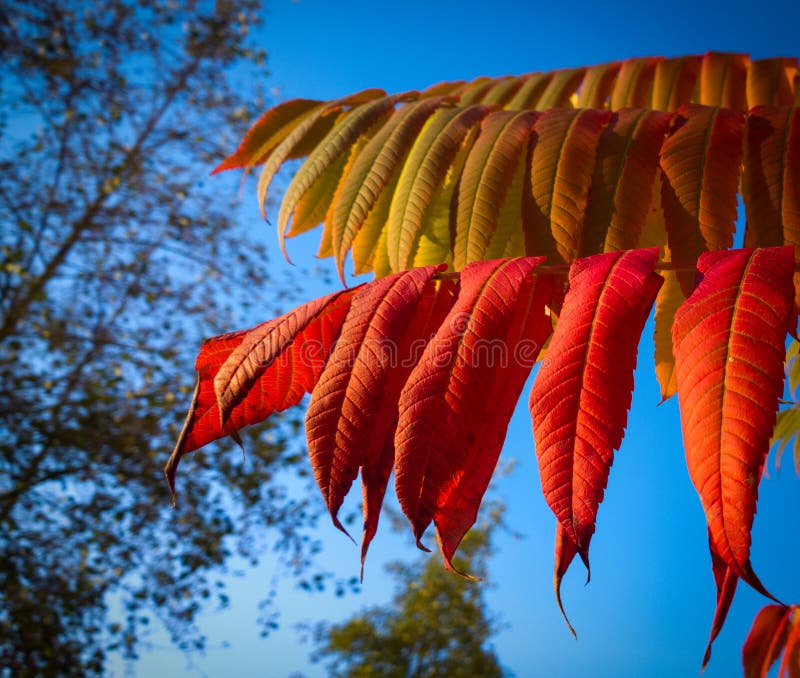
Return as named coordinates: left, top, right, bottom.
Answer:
left=772, top=340, right=800, bottom=474
left=311, top=508, right=510, bottom=678
left=0, top=1, right=346, bottom=674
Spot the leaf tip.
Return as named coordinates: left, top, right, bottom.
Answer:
left=331, top=513, right=356, bottom=546
left=414, top=536, right=432, bottom=553
left=579, top=547, right=591, bottom=585
left=554, top=569, right=578, bottom=640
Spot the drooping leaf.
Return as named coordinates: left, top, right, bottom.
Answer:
left=394, top=257, right=553, bottom=574
left=277, top=93, right=415, bottom=259
left=387, top=105, right=492, bottom=272
left=213, top=288, right=362, bottom=427
left=456, top=76, right=496, bottom=105
left=330, top=97, right=448, bottom=282
left=742, top=106, right=800, bottom=301
left=166, top=288, right=359, bottom=499
left=747, top=58, right=799, bottom=107
left=357, top=278, right=457, bottom=567
left=211, top=98, right=322, bottom=174
left=772, top=341, right=800, bottom=475
left=652, top=266, right=687, bottom=401
left=702, top=538, right=740, bottom=670
left=672, top=246, right=796, bottom=597
left=576, top=61, right=621, bottom=109
left=526, top=108, right=611, bottom=264
left=742, top=605, right=798, bottom=678
left=610, top=56, right=662, bottom=109
left=304, top=265, right=452, bottom=549
left=660, top=104, right=745, bottom=292
left=530, top=248, right=662, bottom=627
left=351, top=174, right=400, bottom=275
left=454, top=110, right=538, bottom=269
left=650, top=55, right=702, bottom=112
left=285, top=142, right=353, bottom=240
left=505, top=72, right=554, bottom=110
left=699, top=52, right=748, bottom=109
left=253, top=89, right=386, bottom=217
left=772, top=405, right=800, bottom=476
left=478, top=75, right=529, bottom=107
left=581, top=108, right=673, bottom=256
left=534, top=67, right=587, bottom=109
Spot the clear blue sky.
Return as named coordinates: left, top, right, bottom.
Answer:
left=116, top=1, right=800, bottom=676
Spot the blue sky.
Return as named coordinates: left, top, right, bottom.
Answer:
left=114, top=1, right=800, bottom=676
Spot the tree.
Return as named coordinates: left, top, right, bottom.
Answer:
left=167, top=53, right=800, bottom=674
left=0, top=2, right=351, bottom=674
left=311, top=509, right=509, bottom=678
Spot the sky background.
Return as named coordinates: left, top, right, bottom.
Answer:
left=111, top=1, right=800, bottom=676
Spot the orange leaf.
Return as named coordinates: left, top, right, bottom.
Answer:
left=699, top=52, right=749, bottom=109
left=395, top=257, right=552, bottom=575
left=743, top=106, right=800, bottom=302
left=747, top=58, right=799, bottom=107
left=454, top=110, right=538, bottom=269
left=581, top=108, right=673, bottom=255
left=672, top=247, right=796, bottom=597
left=387, top=105, right=493, bottom=272
left=650, top=55, right=702, bottom=111
left=526, top=108, right=611, bottom=264
left=660, top=104, right=745, bottom=291
left=576, top=61, right=621, bottom=109
left=742, top=605, right=794, bottom=678
left=304, top=265, right=453, bottom=555
left=330, top=97, right=447, bottom=282
left=610, top=57, right=662, bottom=110
left=212, top=98, right=322, bottom=174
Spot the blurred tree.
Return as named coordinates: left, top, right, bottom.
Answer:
left=311, top=507, right=511, bottom=678
left=0, top=1, right=348, bottom=675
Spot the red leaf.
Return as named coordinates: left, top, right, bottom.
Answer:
left=742, top=605, right=794, bottom=678
left=395, top=257, right=553, bottom=575
left=702, top=538, right=740, bottom=670
left=304, top=265, right=454, bottom=560
left=165, top=289, right=359, bottom=499
left=530, top=248, right=663, bottom=628
left=672, top=247, right=796, bottom=597
left=214, top=289, right=360, bottom=423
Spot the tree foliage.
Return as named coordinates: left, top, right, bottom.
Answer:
left=0, top=1, right=351, bottom=674
left=311, top=511, right=509, bottom=678
left=170, top=51, right=800, bottom=674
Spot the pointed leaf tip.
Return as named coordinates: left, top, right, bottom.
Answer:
left=305, top=265, right=451, bottom=549
left=554, top=523, right=579, bottom=639
left=532, top=248, right=662, bottom=583
left=396, top=257, right=552, bottom=569
left=673, top=247, right=795, bottom=596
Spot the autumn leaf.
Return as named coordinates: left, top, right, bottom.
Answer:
left=525, top=108, right=611, bottom=264
left=165, top=289, right=360, bottom=501
left=672, top=247, right=796, bottom=600
left=743, top=106, right=800, bottom=303
left=659, top=104, right=745, bottom=294
left=702, top=541, right=740, bottom=670
left=304, top=264, right=455, bottom=565
left=742, top=604, right=800, bottom=678
left=394, top=257, right=553, bottom=576
left=530, top=248, right=663, bottom=631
